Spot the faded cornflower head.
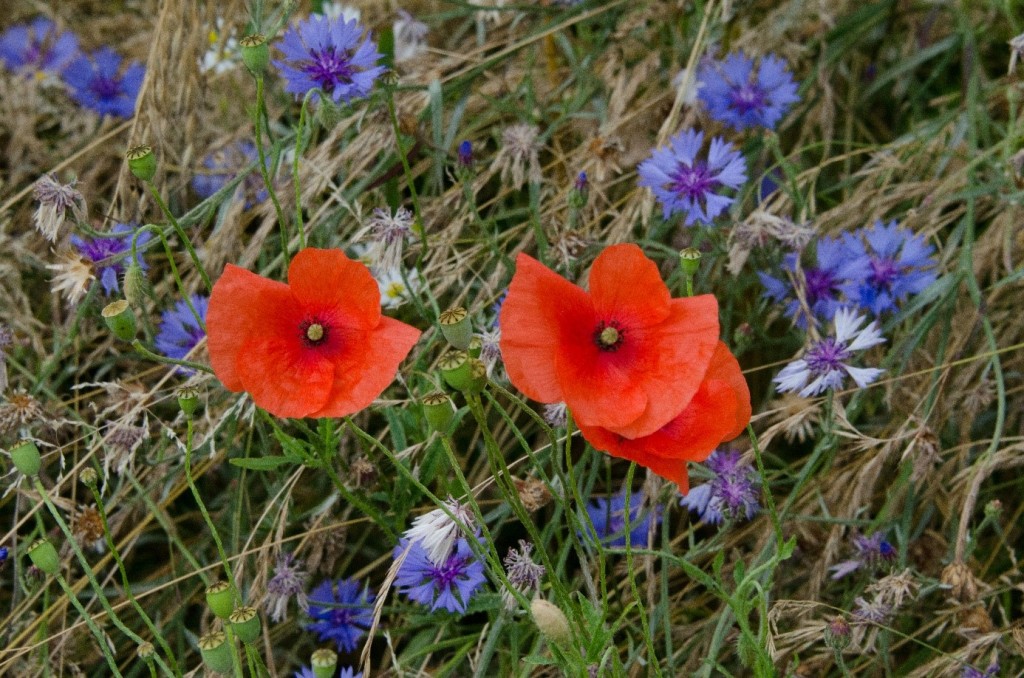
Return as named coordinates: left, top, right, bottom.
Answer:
left=584, top=485, right=661, bottom=548
left=837, top=220, right=938, bottom=317
left=266, top=552, right=309, bottom=623
left=728, top=210, right=815, bottom=275
left=376, top=267, right=422, bottom=309
left=62, top=47, right=144, bottom=118
left=33, top=174, right=86, bottom=242
left=192, top=140, right=270, bottom=207
left=543, top=402, right=567, bottom=428
left=72, top=505, right=106, bottom=552
left=0, top=323, right=13, bottom=394
left=47, top=252, right=95, bottom=306
left=0, top=17, right=79, bottom=80
left=501, top=540, right=545, bottom=610
left=773, top=308, right=886, bottom=397
left=477, top=328, right=502, bottom=377
left=852, top=595, right=892, bottom=624
left=758, top=236, right=848, bottom=329
left=393, top=10, right=429, bottom=63
left=364, top=207, right=415, bottom=273
left=71, top=223, right=150, bottom=296
left=306, top=577, right=375, bottom=651
left=681, top=449, right=760, bottom=524
left=637, top=128, right=747, bottom=225
left=698, top=51, right=800, bottom=131
left=274, top=14, right=385, bottom=104
left=155, top=296, right=208, bottom=369
left=102, top=421, right=147, bottom=478
left=494, top=124, right=542, bottom=189
left=0, top=390, right=45, bottom=437
left=393, top=536, right=487, bottom=613
left=403, top=496, right=476, bottom=566
left=1010, top=32, right=1024, bottom=73
left=514, top=476, right=553, bottom=512
left=829, top=530, right=897, bottom=579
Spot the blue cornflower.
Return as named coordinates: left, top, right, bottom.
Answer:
left=584, top=486, right=661, bottom=548
left=0, top=546, right=8, bottom=563
left=295, top=668, right=361, bottom=678
left=681, top=450, right=760, bottom=524
left=637, top=128, right=747, bottom=225
left=698, top=51, right=799, bottom=131
left=192, top=141, right=269, bottom=207
left=457, top=140, right=473, bottom=168
left=837, top=220, right=938, bottom=316
left=155, top=296, right=208, bottom=365
left=829, top=530, right=897, bottom=579
left=393, top=536, right=486, bottom=614
left=62, top=47, right=144, bottom=118
left=71, top=223, right=149, bottom=296
left=961, top=663, right=999, bottom=678
left=305, top=578, right=375, bottom=652
left=490, top=290, right=508, bottom=328
left=0, top=17, right=79, bottom=78
left=274, top=15, right=385, bottom=104
left=758, top=236, right=848, bottom=329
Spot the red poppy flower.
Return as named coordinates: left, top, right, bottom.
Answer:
left=500, top=243, right=721, bottom=439
left=207, top=248, right=421, bottom=419
left=575, top=341, right=751, bottom=491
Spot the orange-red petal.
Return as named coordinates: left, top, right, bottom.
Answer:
left=499, top=252, right=594, bottom=404
left=287, top=248, right=381, bottom=330
left=207, top=264, right=293, bottom=392
left=588, top=243, right=671, bottom=328
left=236, top=335, right=336, bottom=418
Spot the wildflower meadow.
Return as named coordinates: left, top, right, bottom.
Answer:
left=2, top=1, right=1024, bottom=676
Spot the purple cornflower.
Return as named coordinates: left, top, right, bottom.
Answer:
left=457, top=140, right=473, bottom=168
left=961, top=663, right=999, bottom=678
left=393, top=536, right=486, bottom=614
left=403, top=497, right=475, bottom=566
left=501, top=540, right=545, bottom=610
left=758, top=236, right=849, bottom=329
left=33, top=174, right=86, bottom=243
left=584, top=486, right=661, bottom=548
left=192, top=141, right=269, bottom=207
left=637, top=128, right=747, bottom=225
left=0, top=546, right=8, bottom=563
left=62, top=47, right=144, bottom=118
left=829, top=531, right=897, bottom=579
left=773, top=308, right=886, bottom=397
left=266, top=553, right=309, bottom=623
left=274, top=15, right=385, bottom=104
left=306, top=577, right=375, bottom=652
left=681, top=449, right=760, bottom=524
left=154, top=296, right=208, bottom=366
left=491, top=290, right=508, bottom=328
left=837, top=220, right=938, bottom=316
left=71, top=223, right=149, bottom=296
left=296, top=669, right=361, bottom=678
left=698, top=51, right=799, bottom=131
left=0, top=17, right=79, bottom=78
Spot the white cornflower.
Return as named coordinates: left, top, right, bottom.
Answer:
left=493, top=124, right=542, bottom=189
left=377, top=267, right=422, bottom=309
left=403, top=497, right=475, bottom=566
left=47, top=253, right=95, bottom=305
left=773, top=308, right=886, bottom=397
left=364, top=207, right=416, bottom=273
left=316, top=2, right=361, bottom=22
left=394, top=10, right=429, bottom=63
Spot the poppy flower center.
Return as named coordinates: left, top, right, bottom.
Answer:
left=299, top=318, right=328, bottom=347
left=593, top=320, right=625, bottom=352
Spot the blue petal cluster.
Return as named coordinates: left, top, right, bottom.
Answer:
left=758, top=237, right=848, bottom=329
left=71, top=223, right=149, bottom=296
left=0, top=17, right=79, bottom=77
left=584, top=486, right=661, bottom=548
left=637, top=128, right=747, bottom=225
left=295, top=667, right=361, bottom=678
left=680, top=450, right=760, bottom=525
left=192, top=140, right=270, bottom=207
left=698, top=51, right=800, bottom=131
left=62, top=47, right=144, bottom=118
left=155, top=296, right=208, bottom=366
left=275, top=15, right=385, bottom=104
left=305, top=578, right=375, bottom=652
left=393, top=536, right=486, bottom=614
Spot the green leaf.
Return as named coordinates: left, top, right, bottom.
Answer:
left=229, top=455, right=298, bottom=471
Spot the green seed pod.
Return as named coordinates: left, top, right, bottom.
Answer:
left=439, top=350, right=472, bottom=391
left=137, top=641, right=155, bottom=661
left=311, top=648, right=338, bottom=678
left=421, top=392, right=454, bottom=434
left=198, top=631, right=234, bottom=674
left=467, top=335, right=482, bottom=359
left=177, top=386, right=200, bottom=418
left=205, top=581, right=235, bottom=620
left=102, top=300, right=136, bottom=342
left=679, top=247, right=701, bottom=277
left=531, top=599, right=571, bottom=648
left=79, top=467, right=98, bottom=488
left=239, top=34, right=269, bottom=77
left=10, top=439, right=41, bottom=477
left=229, top=606, right=260, bottom=643
left=438, top=306, right=472, bottom=350
left=27, top=538, right=59, bottom=575
left=465, top=358, right=487, bottom=394
left=125, top=144, right=156, bottom=182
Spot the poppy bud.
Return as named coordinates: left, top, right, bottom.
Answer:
left=126, top=144, right=156, bottom=182
left=10, top=439, right=41, bottom=477
left=205, top=581, right=235, bottom=620
left=239, top=34, right=269, bottom=77
left=531, top=599, right=572, bottom=648
left=679, top=247, right=701, bottom=277
left=102, top=300, right=136, bottom=342
left=439, top=350, right=473, bottom=391
left=315, top=98, right=344, bottom=129
left=198, top=631, right=234, bottom=674
left=79, top=467, right=98, bottom=488
left=467, top=335, right=483, bottom=358
left=177, top=386, right=200, bottom=418
left=465, top=358, right=487, bottom=394
left=137, top=641, right=155, bottom=661
left=122, top=263, right=147, bottom=306
left=439, top=306, right=472, bottom=350
left=311, top=648, right=337, bottom=678
left=27, top=538, right=59, bottom=575
left=229, top=605, right=260, bottom=643
left=421, top=392, right=454, bottom=433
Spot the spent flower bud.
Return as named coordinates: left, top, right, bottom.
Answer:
left=679, top=247, right=702, bottom=277
left=823, top=616, right=851, bottom=652
left=79, top=467, right=98, bottom=488
left=439, top=306, right=472, bottom=350
left=126, top=145, right=156, bottom=182
left=177, top=386, right=200, bottom=418
left=198, top=631, right=233, bottom=674
left=229, top=605, right=260, bottom=643
left=102, top=300, right=136, bottom=342
left=531, top=599, right=572, bottom=648
left=205, top=581, right=235, bottom=619
left=439, top=350, right=472, bottom=391
left=239, top=34, right=269, bottom=77
left=421, top=392, right=455, bottom=434
left=311, top=648, right=338, bottom=678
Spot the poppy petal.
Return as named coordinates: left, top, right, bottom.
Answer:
left=588, top=243, right=671, bottom=327
left=287, top=248, right=381, bottom=330
left=499, top=252, right=594, bottom=403
left=556, top=340, right=649, bottom=429
left=310, top=316, right=422, bottom=418
left=236, top=335, right=336, bottom=418
left=207, top=264, right=293, bottom=391
left=599, top=295, right=721, bottom=439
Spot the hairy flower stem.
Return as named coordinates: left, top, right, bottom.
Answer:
left=621, top=463, right=662, bottom=678
left=52, top=572, right=125, bottom=677
left=88, top=483, right=182, bottom=675
left=253, top=75, right=290, bottom=265
left=224, top=627, right=245, bottom=678
left=142, top=182, right=212, bottom=291
left=292, top=90, right=316, bottom=250
left=747, top=425, right=784, bottom=552
left=383, top=85, right=429, bottom=262
left=132, top=225, right=205, bottom=332
left=34, top=479, right=176, bottom=676
left=131, top=339, right=212, bottom=374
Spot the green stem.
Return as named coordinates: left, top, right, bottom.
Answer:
left=621, top=464, right=661, bottom=677
left=131, top=225, right=205, bottom=331
left=224, top=627, right=245, bottom=678
left=747, top=425, right=784, bottom=553
left=131, top=339, right=212, bottom=374
left=293, top=90, right=315, bottom=249
left=384, top=84, right=428, bottom=260
left=143, top=183, right=212, bottom=291
left=254, top=75, right=290, bottom=264
left=53, top=573, right=125, bottom=677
